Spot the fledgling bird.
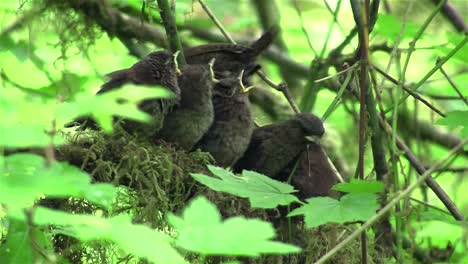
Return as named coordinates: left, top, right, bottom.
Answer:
left=194, top=73, right=254, bottom=167
left=233, top=113, right=325, bottom=177
left=185, top=26, right=278, bottom=77
left=69, top=50, right=180, bottom=137
left=156, top=64, right=214, bottom=150
left=277, top=143, right=339, bottom=199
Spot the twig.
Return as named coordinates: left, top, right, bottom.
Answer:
left=319, top=0, right=343, bottom=58
left=314, top=63, right=358, bottom=83
left=378, top=1, right=414, bottom=90
left=196, top=0, right=300, bottom=114
left=156, top=0, right=186, bottom=64
left=438, top=63, right=468, bottom=106
left=409, top=197, right=452, bottom=215
left=321, top=65, right=355, bottom=121
left=292, top=0, right=318, bottom=56
left=373, top=65, right=446, bottom=117
left=387, top=15, right=468, bottom=113
left=379, top=117, right=465, bottom=221
left=197, top=0, right=235, bottom=44
left=323, top=0, right=351, bottom=46
left=431, top=0, right=467, bottom=32
left=397, top=112, right=468, bottom=157
left=256, top=71, right=300, bottom=114
left=314, top=138, right=467, bottom=264
left=399, top=0, right=446, bottom=85
left=431, top=166, right=468, bottom=173
left=252, top=0, right=302, bottom=90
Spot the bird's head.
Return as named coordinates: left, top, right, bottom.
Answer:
left=293, top=113, right=325, bottom=142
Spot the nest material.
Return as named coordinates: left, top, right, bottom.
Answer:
left=54, top=125, right=377, bottom=263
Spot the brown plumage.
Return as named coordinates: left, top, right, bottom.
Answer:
left=277, top=143, right=339, bottom=199
left=185, top=26, right=277, bottom=76
left=234, top=113, right=325, bottom=177
left=195, top=74, right=254, bottom=167
left=72, top=50, right=180, bottom=136
left=156, top=64, right=214, bottom=150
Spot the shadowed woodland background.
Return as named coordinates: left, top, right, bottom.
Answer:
left=0, top=0, right=467, bottom=263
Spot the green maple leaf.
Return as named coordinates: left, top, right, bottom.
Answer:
left=168, top=196, right=301, bottom=256
left=191, top=166, right=300, bottom=208
left=288, top=193, right=379, bottom=228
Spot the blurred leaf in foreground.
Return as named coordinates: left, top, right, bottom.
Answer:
left=435, top=110, right=468, bottom=150
left=0, top=153, right=115, bottom=209
left=30, top=208, right=187, bottom=264
left=168, top=196, right=301, bottom=256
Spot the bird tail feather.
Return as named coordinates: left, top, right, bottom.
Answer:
left=249, top=25, right=279, bottom=56
left=96, top=69, right=130, bottom=94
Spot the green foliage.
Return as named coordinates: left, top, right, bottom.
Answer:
left=0, top=219, right=54, bottom=263
left=0, top=84, right=173, bottom=148
left=436, top=110, right=468, bottom=150
left=332, top=179, right=385, bottom=193
left=191, top=166, right=300, bottom=209
left=168, top=196, right=301, bottom=256
left=1, top=0, right=467, bottom=262
left=59, top=84, right=174, bottom=132
left=374, top=14, right=425, bottom=41
left=438, top=32, right=468, bottom=64
left=0, top=153, right=116, bottom=209
left=31, top=208, right=187, bottom=264
left=288, top=193, right=379, bottom=228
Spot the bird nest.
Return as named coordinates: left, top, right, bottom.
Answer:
left=55, top=126, right=373, bottom=263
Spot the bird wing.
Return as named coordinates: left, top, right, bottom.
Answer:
left=184, top=43, right=252, bottom=57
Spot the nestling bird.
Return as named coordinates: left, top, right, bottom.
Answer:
left=72, top=50, right=180, bottom=136
left=185, top=26, right=277, bottom=77
left=195, top=72, right=254, bottom=167
left=234, top=113, right=325, bottom=177
left=156, top=64, right=214, bottom=150
left=276, top=142, right=339, bottom=199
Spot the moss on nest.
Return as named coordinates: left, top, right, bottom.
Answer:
left=56, top=126, right=378, bottom=263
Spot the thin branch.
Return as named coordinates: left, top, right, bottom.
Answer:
left=252, top=0, right=303, bottom=90
left=373, top=65, right=446, bottom=117
left=197, top=0, right=234, bottom=43
left=319, top=0, right=343, bottom=58
left=380, top=118, right=465, bottom=221
left=292, top=0, right=318, bottom=56
left=256, top=71, right=300, bottom=113
left=438, top=64, right=468, bottom=106
left=314, top=138, right=467, bottom=264
left=387, top=20, right=468, bottom=113
left=196, top=0, right=299, bottom=114
left=398, top=112, right=468, bottom=157
left=431, top=0, right=467, bottom=32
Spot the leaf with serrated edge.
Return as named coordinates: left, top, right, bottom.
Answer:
left=288, top=193, right=379, bottom=228
left=191, top=166, right=299, bottom=208
left=168, top=196, right=301, bottom=256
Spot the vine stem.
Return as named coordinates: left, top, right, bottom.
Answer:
left=156, top=0, right=186, bottom=65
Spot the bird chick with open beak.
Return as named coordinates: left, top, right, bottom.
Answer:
left=194, top=70, right=254, bottom=167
